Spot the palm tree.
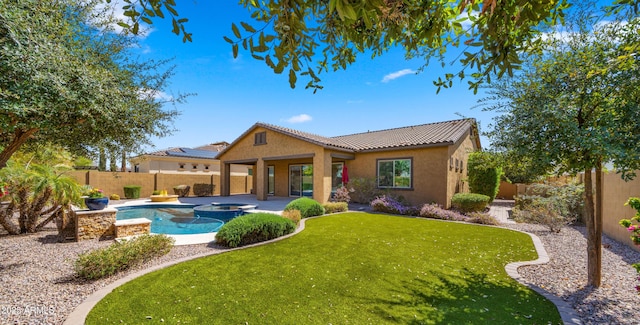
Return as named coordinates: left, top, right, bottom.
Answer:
left=0, top=156, right=83, bottom=235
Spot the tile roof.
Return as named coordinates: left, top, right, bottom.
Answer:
left=333, top=118, right=476, bottom=151
left=257, top=118, right=477, bottom=152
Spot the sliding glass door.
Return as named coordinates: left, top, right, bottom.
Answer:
left=289, top=165, right=313, bottom=197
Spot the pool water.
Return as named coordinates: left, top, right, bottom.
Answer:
left=116, top=205, right=226, bottom=235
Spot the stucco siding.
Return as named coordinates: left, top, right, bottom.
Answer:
left=446, top=130, right=478, bottom=206
left=346, top=146, right=449, bottom=207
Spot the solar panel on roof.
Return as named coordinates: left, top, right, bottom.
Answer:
left=166, top=148, right=218, bottom=159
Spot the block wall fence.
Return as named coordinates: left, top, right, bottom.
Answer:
left=67, top=171, right=253, bottom=199
left=497, top=172, right=640, bottom=252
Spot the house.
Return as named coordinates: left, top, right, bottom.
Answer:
left=216, top=118, right=481, bottom=208
left=130, top=142, right=249, bottom=175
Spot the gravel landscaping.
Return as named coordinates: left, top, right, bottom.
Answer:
left=1, top=216, right=639, bottom=324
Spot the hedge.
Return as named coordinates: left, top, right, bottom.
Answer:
left=215, top=213, right=296, bottom=248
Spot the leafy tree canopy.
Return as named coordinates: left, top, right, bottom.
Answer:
left=0, top=0, right=186, bottom=169
left=114, top=0, right=571, bottom=93
left=481, top=6, right=640, bottom=287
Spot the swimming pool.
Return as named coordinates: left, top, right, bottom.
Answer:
left=115, top=203, right=257, bottom=235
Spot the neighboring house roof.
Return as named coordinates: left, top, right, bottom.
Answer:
left=142, top=142, right=229, bottom=160
left=217, top=118, right=479, bottom=157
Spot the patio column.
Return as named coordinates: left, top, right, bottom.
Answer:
left=220, top=162, right=230, bottom=197
left=255, top=158, right=268, bottom=201
left=312, top=152, right=332, bottom=203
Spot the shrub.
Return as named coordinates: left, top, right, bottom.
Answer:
left=173, top=185, right=190, bottom=197
left=451, top=193, right=490, bottom=213
left=281, top=209, right=301, bottom=225
left=215, top=213, right=296, bottom=248
left=193, top=183, right=214, bottom=196
left=109, top=194, right=120, bottom=200
left=331, top=186, right=353, bottom=203
left=467, top=152, right=502, bottom=203
left=370, top=195, right=419, bottom=216
left=512, top=182, right=583, bottom=231
left=512, top=198, right=570, bottom=233
left=323, top=202, right=348, bottom=214
left=467, top=212, right=500, bottom=225
left=152, top=190, right=161, bottom=195
left=123, top=185, right=141, bottom=199
left=419, top=204, right=469, bottom=221
left=284, top=197, right=325, bottom=218
left=348, top=177, right=383, bottom=204
left=74, top=234, right=174, bottom=280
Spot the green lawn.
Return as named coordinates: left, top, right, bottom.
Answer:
left=87, top=213, right=561, bottom=324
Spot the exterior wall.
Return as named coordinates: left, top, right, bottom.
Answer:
left=446, top=131, right=477, bottom=206
left=348, top=146, right=449, bottom=207
left=67, top=171, right=252, bottom=198
left=74, top=208, right=116, bottom=241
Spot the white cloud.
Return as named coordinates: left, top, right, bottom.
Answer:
left=381, top=69, right=416, bottom=83
left=285, top=114, right=312, bottom=123
left=91, top=0, right=153, bottom=39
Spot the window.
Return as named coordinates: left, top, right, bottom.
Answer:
left=254, top=131, right=267, bottom=145
left=192, top=164, right=198, bottom=170
left=204, top=165, right=210, bottom=170
left=377, top=158, right=412, bottom=189
left=178, top=163, right=185, bottom=170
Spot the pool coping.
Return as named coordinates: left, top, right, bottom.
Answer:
left=63, top=214, right=581, bottom=325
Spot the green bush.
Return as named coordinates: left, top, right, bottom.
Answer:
left=152, top=190, right=161, bottom=195
left=284, top=197, right=325, bottom=218
left=74, top=234, right=174, bottom=280
left=123, top=185, right=141, bottom=199
left=323, top=202, right=348, bottom=214
left=451, top=193, right=490, bottom=213
left=109, top=194, right=120, bottom=200
left=215, top=213, right=296, bottom=248
left=467, top=152, right=502, bottom=203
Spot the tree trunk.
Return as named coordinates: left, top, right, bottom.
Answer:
left=0, top=202, right=20, bottom=235
left=121, top=151, right=127, bottom=172
left=109, top=149, right=117, bottom=172
left=584, top=167, right=602, bottom=287
left=98, top=147, right=106, bottom=171
left=0, top=128, right=38, bottom=169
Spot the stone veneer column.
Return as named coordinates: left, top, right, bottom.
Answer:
left=74, top=208, right=117, bottom=241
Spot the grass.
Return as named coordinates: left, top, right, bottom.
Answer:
left=87, top=213, right=562, bottom=324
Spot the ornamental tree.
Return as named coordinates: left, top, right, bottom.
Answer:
left=483, top=9, right=640, bottom=287
left=112, top=0, right=569, bottom=92
left=0, top=0, right=184, bottom=169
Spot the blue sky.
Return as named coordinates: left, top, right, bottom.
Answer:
left=130, top=2, right=501, bottom=152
